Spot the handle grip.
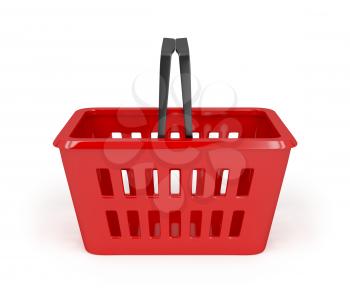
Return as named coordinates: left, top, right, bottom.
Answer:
left=158, top=38, right=192, bottom=138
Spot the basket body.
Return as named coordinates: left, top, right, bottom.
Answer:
left=54, top=107, right=296, bottom=255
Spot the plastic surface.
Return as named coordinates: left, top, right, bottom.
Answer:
left=54, top=107, right=297, bottom=255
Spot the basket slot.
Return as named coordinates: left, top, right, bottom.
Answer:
left=127, top=211, right=140, bottom=237
left=111, top=132, right=122, bottom=139
left=236, top=168, right=254, bottom=197
left=190, top=211, right=202, bottom=237
left=220, top=170, right=230, bottom=194
left=192, top=169, right=205, bottom=196
left=131, top=132, right=142, bottom=138
left=221, top=211, right=233, bottom=237
left=96, top=168, right=114, bottom=196
left=192, top=132, right=200, bottom=138
left=148, top=211, right=161, bottom=238
left=209, top=211, right=224, bottom=237
left=105, top=211, right=121, bottom=237
left=191, top=169, right=197, bottom=195
left=145, top=169, right=159, bottom=196
left=170, top=132, right=180, bottom=139
left=214, top=169, right=229, bottom=196
left=121, top=169, right=136, bottom=196
left=151, top=132, right=158, bottom=139
left=229, top=211, right=245, bottom=237
left=169, top=211, right=181, bottom=238
left=228, top=132, right=239, bottom=139
left=170, top=169, right=181, bottom=195
left=208, top=131, right=220, bottom=138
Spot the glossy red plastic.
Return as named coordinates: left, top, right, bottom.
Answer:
left=54, top=107, right=297, bottom=254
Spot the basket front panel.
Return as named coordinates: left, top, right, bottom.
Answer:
left=60, top=145, right=291, bottom=254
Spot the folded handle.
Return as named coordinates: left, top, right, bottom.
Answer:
left=158, top=38, right=192, bottom=138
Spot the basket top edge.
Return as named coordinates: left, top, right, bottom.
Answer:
left=53, top=107, right=297, bottom=150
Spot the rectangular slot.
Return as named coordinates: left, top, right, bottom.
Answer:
left=192, top=132, right=200, bottom=138
left=209, top=132, right=219, bottom=138
left=127, top=211, right=140, bottom=237
left=121, top=169, right=136, bottom=196
left=145, top=169, right=158, bottom=196
left=148, top=211, right=161, bottom=238
left=192, top=170, right=197, bottom=194
left=96, top=168, right=113, bottom=196
left=190, top=211, right=202, bottom=237
left=106, top=211, right=121, bottom=237
left=192, top=169, right=205, bottom=196
left=111, top=132, right=122, bottom=138
left=228, top=132, right=239, bottom=138
left=170, top=169, right=180, bottom=195
left=214, top=169, right=229, bottom=196
left=153, top=169, right=159, bottom=194
left=210, top=211, right=223, bottom=237
left=229, top=211, right=245, bottom=237
left=169, top=211, right=181, bottom=238
left=131, top=132, right=142, bottom=138
left=170, top=132, right=180, bottom=139
left=237, top=168, right=254, bottom=197
left=220, top=169, right=229, bottom=194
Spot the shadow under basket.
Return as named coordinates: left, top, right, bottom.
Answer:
left=53, top=107, right=297, bottom=255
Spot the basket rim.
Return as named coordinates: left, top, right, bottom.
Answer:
left=53, top=107, right=297, bottom=150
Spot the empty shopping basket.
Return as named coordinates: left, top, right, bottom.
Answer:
left=53, top=38, right=297, bottom=254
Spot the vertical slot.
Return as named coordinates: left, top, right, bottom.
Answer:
left=220, top=169, right=229, bottom=194
left=192, top=170, right=197, bottom=194
left=214, top=169, right=229, bottom=196
left=106, top=211, right=121, bottom=237
left=190, top=211, right=202, bottom=237
left=192, top=169, right=205, bottom=196
left=209, top=211, right=223, bottom=237
left=121, top=169, right=136, bottom=196
left=169, top=211, right=181, bottom=238
left=229, top=211, right=245, bottom=237
left=170, top=169, right=180, bottom=195
left=237, top=168, right=254, bottom=197
left=148, top=211, right=160, bottom=238
left=127, top=211, right=140, bottom=237
left=153, top=169, right=159, bottom=195
left=96, top=168, right=113, bottom=196
left=145, top=169, right=158, bottom=196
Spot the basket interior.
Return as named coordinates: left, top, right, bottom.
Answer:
left=70, top=108, right=280, bottom=139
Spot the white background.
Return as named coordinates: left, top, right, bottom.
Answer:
left=0, top=0, right=349, bottom=290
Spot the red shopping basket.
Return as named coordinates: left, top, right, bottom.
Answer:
left=54, top=38, right=297, bottom=254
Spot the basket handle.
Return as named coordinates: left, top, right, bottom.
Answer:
left=158, top=38, right=192, bottom=138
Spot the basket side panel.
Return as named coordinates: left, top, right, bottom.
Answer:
left=232, top=148, right=291, bottom=253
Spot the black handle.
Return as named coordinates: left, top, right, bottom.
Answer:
left=158, top=38, right=192, bottom=138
